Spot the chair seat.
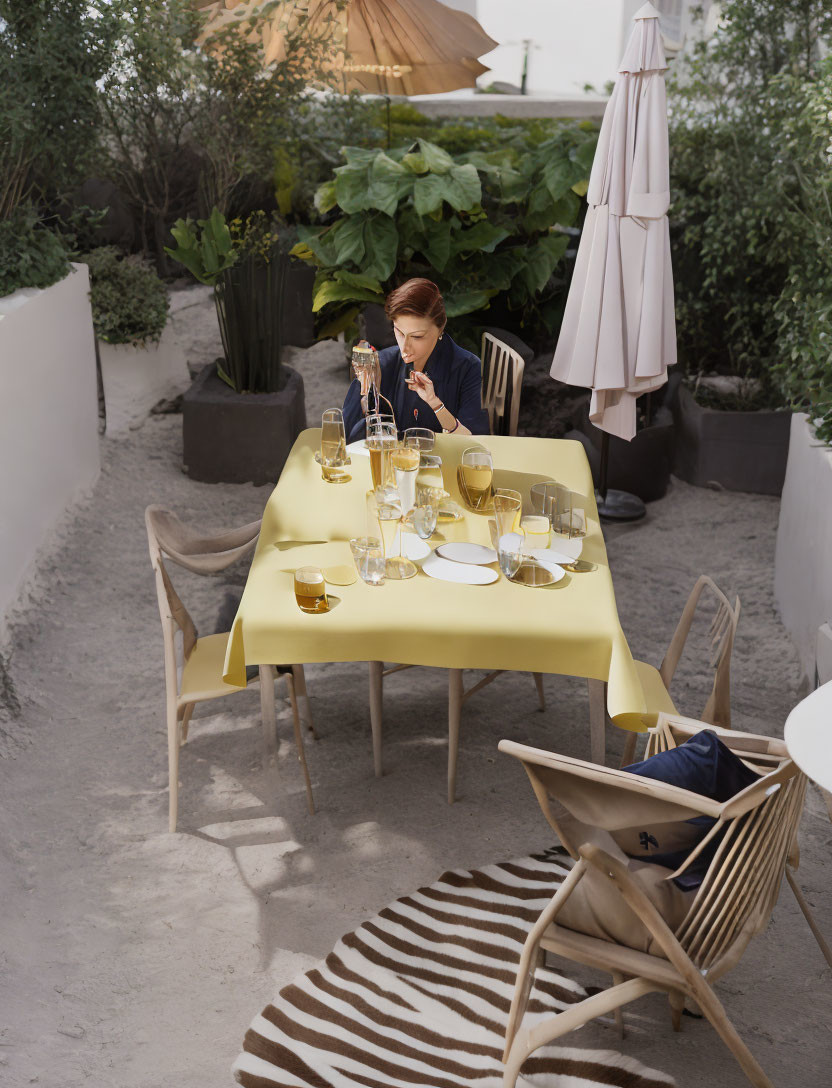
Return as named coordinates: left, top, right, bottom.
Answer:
left=633, top=659, right=679, bottom=725
left=180, top=632, right=247, bottom=704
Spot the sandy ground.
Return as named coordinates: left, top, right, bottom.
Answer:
left=1, top=294, right=830, bottom=1088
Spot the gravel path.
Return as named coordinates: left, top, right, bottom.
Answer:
left=1, top=297, right=829, bottom=1086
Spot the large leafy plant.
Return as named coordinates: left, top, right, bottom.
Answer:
left=290, top=129, right=597, bottom=347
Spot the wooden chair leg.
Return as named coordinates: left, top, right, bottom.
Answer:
left=532, top=672, right=545, bottom=711
left=785, top=867, right=832, bottom=969
left=503, top=978, right=657, bottom=1088
left=611, top=971, right=625, bottom=1038
left=178, top=702, right=194, bottom=746
left=686, top=974, right=775, bottom=1088
left=284, top=672, right=315, bottom=815
left=448, top=668, right=464, bottom=804
left=369, top=661, right=384, bottom=777
left=619, top=729, right=638, bottom=768
left=258, top=665, right=278, bottom=766
left=292, top=664, right=317, bottom=738
left=669, top=989, right=685, bottom=1032
left=587, top=678, right=607, bottom=765
left=167, top=702, right=180, bottom=833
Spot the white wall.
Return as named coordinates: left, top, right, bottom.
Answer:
left=0, top=264, right=100, bottom=634
left=774, top=414, right=832, bottom=686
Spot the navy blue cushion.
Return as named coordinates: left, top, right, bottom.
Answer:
left=622, top=730, right=760, bottom=890
left=623, top=729, right=760, bottom=801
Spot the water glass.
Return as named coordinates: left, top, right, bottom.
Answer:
left=552, top=489, right=587, bottom=539
left=497, top=531, right=525, bottom=579
left=494, top=490, right=522, bottom=539
left=404, top=427, right=435, bottom=453
left=530, top=481, right=560, bottom=525
left=366, top=413, right=396, bottom=435
left=391, top=443, right=421, bottom=515
left=350, top=537, right=385, bottom=586
left=458, top=447, right=493, bottom=511
left=411, top=492, right=440, bottom=540
left=294, top=566, right=329, bottom=613
left=520, top=514, right=550, bottom=550
left=321, top=408, right=349, bottom=483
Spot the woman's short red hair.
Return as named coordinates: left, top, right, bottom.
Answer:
left=384, top=278, right=446, bottom=331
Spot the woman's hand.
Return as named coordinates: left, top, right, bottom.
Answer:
left=406, top=369, right=440, bottom=408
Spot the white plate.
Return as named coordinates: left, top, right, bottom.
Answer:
left=526, top=546, right=579, bottom=567
left=527, top=558, right=566, bottom=582
left=422, top=553, right=498, bottom=585
left=545, top=535, right=583, bottom=560
left=435, top=542, right=498, bottom=565
left=346, top=440, right=370, bottom=458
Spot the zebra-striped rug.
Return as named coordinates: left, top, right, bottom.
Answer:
left=233, top=850, right=674, bottom=1088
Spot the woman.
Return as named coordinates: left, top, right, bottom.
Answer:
left=342, top=278, right=490, bottom=442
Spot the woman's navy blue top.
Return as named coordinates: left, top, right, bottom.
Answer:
left=342, top=334, right=490, bottom=442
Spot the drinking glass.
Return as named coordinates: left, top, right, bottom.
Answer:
left=458, top=447, right=493, bottom=511
left=493, top=489, right=522, bottom=539
left=520, top=514, right=550, bottom=550
left=366, top=413, right=396, bottom=437
left=530, top=481, right=560, bottom=526
left=294, top=566, right=329, bottom=613
left=349, top=537, right=385, bottom=586
left=391, top=443, right=421, bottom=515
left=410, top=489, right=441, bottom=540
left=376, top=491, right=416, bottom=580
left=404, top=427, right=435, bottom=453
left=320, top=408, right=350, bottom=483
left=366, top=425, right=397, bottom=490
left=497, top=530, right=525, bottom=579
left=551, top=488, right=587, bottom=539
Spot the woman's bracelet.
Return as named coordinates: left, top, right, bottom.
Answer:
left=444, top=416, right=460, bottom=434
left=431, top=399, right=445, bottom=415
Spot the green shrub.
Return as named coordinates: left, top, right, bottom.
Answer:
left=290, top=128, right=597, bottom=349
left=668, top=0, right=832, bottom=405
left=84, top=246, right=168, bottom=346
left=0, top=206, right=70, bottom=297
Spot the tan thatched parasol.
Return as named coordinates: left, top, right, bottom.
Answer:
left=194, top=0, right=496, bottom=95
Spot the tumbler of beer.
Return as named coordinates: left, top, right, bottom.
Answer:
left=294, top=566, right=329, bottom=613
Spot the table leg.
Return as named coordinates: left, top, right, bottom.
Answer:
left=448, top=669, right=464, bottom=805
left=259, top=665, right=279, bottom=766
left=587, top=678, right=607, bottom=766
left=369, top=661, right=384, bottom=777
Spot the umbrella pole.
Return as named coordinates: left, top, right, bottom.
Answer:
left=595, top=428, right=647, bottom=523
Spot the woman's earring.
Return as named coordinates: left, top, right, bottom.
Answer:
left=439, top=334, right=443, bottom=340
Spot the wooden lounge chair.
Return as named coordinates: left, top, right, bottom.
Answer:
left=622, top=574, right=741, bottom=765
left=145, top=505, right=314, bottom=831
left=500, top=714, right=807, bottom=1088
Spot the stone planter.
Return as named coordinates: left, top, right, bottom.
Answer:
left=774, top=413, right=832, bottom=686
left=673, top=384, right=791, bottom=495
left=99, top=328, right=191, bottom=434
left=282, top=259, right=316, bottom=349
left=182, top=364, right=306, bottom=485
left=0, top=264, right=99, bottom=630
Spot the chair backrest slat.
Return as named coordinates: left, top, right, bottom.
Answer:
left=659, top=575, right=741, bottom=729
left=481, top=332, right=525, bottom=437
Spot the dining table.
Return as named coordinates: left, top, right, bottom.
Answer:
left=223, top=428, right=649, bottom=778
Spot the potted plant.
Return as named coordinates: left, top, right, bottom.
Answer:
left=165, top=209, right=306, bottom=484
left=84, top=246, right=189, bottom=435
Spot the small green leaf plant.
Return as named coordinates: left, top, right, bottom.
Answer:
left=84, top=246, right=168, bottom=346
left=290, top=128, right=597, bottom=346
left=164, top=207, right=237, bottom=286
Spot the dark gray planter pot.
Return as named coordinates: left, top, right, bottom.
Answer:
left=574, top=413, right=675, bottom=503
left=673, top=384, right=791, bottom=495
left=183, top=364, right=306, bottom=485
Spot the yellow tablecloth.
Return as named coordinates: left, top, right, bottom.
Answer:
left=224, top=429, right=647, bottom=731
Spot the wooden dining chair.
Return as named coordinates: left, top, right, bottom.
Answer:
left=621, top=574, right=741, bottom=766
left=481, top=331, right=525, bottom=437
left=499, top=714, right=807, bottom=1088
left=145, top=506, right=315, bottom=831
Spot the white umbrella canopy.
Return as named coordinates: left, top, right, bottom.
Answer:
left=550, top=1, right=676, bottom=441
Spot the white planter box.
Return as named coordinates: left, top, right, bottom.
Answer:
left=774, top=413, right=832, bottom=684
left=99, top=325, right=191, bottom=434
left=0, top=264, right=100, bottom=633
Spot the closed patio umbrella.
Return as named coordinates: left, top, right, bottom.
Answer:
left=196, top=0, right=497, bottom=95
left=550, top=2, right=676, bottom=448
